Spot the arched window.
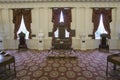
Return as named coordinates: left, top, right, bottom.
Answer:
left=95, top=14, right=107, bottom=39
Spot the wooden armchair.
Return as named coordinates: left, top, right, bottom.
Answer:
left=18, top=32, right=27, bottom=50
left=99, top=34, right=109, bottom=51
left=52, top=23, right=72, bottom=50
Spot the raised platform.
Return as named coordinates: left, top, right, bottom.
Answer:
left=47, top=51, right=77, bottom=60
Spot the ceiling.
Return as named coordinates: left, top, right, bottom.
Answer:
left=0, top=0, right=119, bottom=3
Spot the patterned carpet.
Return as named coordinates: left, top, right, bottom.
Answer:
left=0, top=49, right=120, bottom=80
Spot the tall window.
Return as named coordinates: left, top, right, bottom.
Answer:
left=92, top=8, right=112, bottom=39
left=13, top=9, right=32, bottom=39
left=17, top=16, right=29, bottom=39
left=54, top=10, right=69, bottom=38
left=95, top=14, right=107, bottom=39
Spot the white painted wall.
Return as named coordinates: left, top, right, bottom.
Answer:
left=0, top=2, right=120, bottom=50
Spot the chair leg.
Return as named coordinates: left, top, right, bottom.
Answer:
left=106, top=61, right=109, bottom=76
left=113, top=64, right=116, bottom=70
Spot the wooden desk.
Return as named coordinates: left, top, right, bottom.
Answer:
left=52, top=39, right=71, bottom=50
left=0, top=54, right=16, bottom=76
left=49, top=38, right=75, bottom=54
left=106, top=54, right=120, bottom=76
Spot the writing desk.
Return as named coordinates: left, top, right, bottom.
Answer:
left=0, top=54, right=16, bottom=77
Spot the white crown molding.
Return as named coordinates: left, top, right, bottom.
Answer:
left=0, top=2, right=120, bottom=9
left=0, top=0, right=120, bottom=3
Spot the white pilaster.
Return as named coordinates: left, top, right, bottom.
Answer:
left=0, top=32, right=4, bottom=50
left=1, top=9, right=10, bottom=39
left=79, top=34, right=86, bottom=50
left=115, top=7, right=120, bottom=39
left=115, top=7, right=120, bottom=49
left=40, top=7, right=52, bottom=49
left=1, top=9, right=10, bottom=49
left=40, top=7, right=49, bottom=39
left=38, top=32, right=44, bottom=50
left=79, top=7, right=86, bottom=50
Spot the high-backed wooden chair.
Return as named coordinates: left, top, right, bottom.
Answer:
left=52, top=23, right=72, bottom=50
left=18, top=32, right=27, bottom=50
left=99, top=34, right=109, bottom=51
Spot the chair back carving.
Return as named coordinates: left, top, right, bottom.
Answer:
left=52, top=23, right=72, bottom=49
left=18, top=32, right=27, bottom=49
left=99, top=33, right=109, bottom=51
left=100, top=34, right=108, bottom=46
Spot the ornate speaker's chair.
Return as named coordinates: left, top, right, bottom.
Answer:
left=52, top=23, right=72, bottom=50
left=99, top=34, right=109, bottom=51
left=18, top=32, right=27, bottom=50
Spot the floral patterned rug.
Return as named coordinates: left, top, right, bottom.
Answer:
left=0, top=49, right=120, bottom=80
